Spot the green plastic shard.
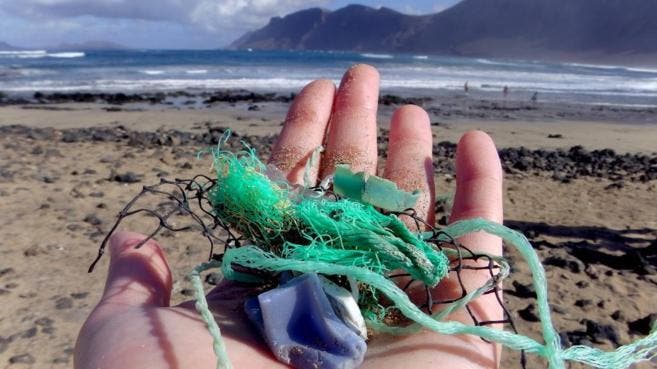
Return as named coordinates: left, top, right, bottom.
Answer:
left=333, top=165, right=420, bottom=212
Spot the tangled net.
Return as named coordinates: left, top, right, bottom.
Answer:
left=89, top=137, right=657, bottom=369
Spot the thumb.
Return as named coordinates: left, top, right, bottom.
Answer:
left=99, top=231, right=172, bottom=308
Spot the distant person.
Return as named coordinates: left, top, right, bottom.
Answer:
left=464, top=81, right=469, bottom=94
left=531, top=92, right=538, bottom=103
left=503, top=85, right=509, bottom=98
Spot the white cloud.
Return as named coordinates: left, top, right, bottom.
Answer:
left=400, top=5, right=421, bottom=15
left=0, top=0, right=329, bottom=34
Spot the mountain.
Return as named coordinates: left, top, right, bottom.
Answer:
left=230, top=1, right=657, bottom=63
left=0, top=41, right=22, bottom=51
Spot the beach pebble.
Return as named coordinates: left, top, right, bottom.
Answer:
left=584, top=319, right=620, bottom=345
left=9, top=353, right=35, bottom=364
left=70, top=292, right=89, bottom=299
left=55, top=297, right=74, bottom=310
left=628, top=313, right=657, bottom=336
left=508, top=280, right=536, bottom=299
left=83, top=214, right=102, bottom=226
left=20, top=327, right=37, bottom=339
left=518, top=304, right=540, bottom=322
left=112, top=171, right=141, bottom=183
left=0, top=268, right=14, bottom=279
left=35, top=317, right=53, bottom=327
left=610, top=310, right=625, bottom=322
left=0, top=336, right=12, bottom=354
left=574, top=299, right=593, bottom=309
left=245, top=273, right=366, bottom=369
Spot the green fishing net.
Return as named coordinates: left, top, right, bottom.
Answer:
left=187, top=140, right=657, bottom=369
left=89, top=134, right=657, bottom=369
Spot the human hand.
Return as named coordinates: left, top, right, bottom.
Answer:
left=75, top=64, right=503, bottom=369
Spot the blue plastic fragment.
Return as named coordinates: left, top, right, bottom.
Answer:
left=244, top=273, right=367, bottom=369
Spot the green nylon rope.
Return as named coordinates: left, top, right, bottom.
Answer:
left=190, top=218, right=657, bottom=369
left=190, top=261, right=233, bottom=369
left=188, top=138, right=656, bottom=369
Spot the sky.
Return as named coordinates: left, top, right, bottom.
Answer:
left=0, top=0, right=461, bottom=49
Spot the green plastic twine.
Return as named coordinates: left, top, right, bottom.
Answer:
left=191, top=217, right=657, bottom=369
left=190, top=261, right=233, bottom=369
left=191, top=138, right=656, bottom=369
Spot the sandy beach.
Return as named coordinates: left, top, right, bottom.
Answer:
left=0, top=93, right=656, bottom=368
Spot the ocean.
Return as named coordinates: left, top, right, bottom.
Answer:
left=1, top=49, right=656, bottom=107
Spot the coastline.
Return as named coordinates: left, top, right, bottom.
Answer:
left=0, top=92, right=656, bottom=368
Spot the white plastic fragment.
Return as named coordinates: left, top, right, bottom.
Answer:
left=320, top=275, right=368, bottom=339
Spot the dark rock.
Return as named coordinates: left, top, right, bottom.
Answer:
left=628, top=313, right=657, bottom=336
left=551, top=305, right=567, bottom=314
left=518, top=304, right=540, bottom=322
left=611, top=310, right=625, bottom=322
left=575, top=299, right=593, bottom=308
left=70, top=292, right=89, bottom=299
left=34, top=317, right=55, bottom=327
left=604, top=181, right=624, bottom=190
left=31, top=146, right=44, bottom=155
left=65, top=224, right=83, bottom=232
left=23, top=246, right=40, bottom=257
left=0, top=268, right=14, bottom=278
left=112, top=171, right=141, bottom=183
left=83, top=214, right=102, bottom=226
left=20, top=327, right=37, bottom=338
left=585, top=265, right=600, bottom=279
left=0, top=336, right=12, bottom=354
left=9, top=353, right=35, bottom=364
left=42, top=176, right=58, bottom=183
left=543, top=256, right=582, bottom=273
left=584, top=319, right=620, bottom=345
left=547, top=134, right=563, bottom=139
left=563, top=330, right=592, bottom=346
left=55, top=297, right=74, bottom=310
left=508, top=281, right=536, bottom=299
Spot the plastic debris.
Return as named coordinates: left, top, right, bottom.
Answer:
left=333, top=164, right=420, bottom=211
left=319, top=275, right=368, bottom=339
left=90, top=134, right=657, bottom=369
left=244, top=273, right=367, bottom=369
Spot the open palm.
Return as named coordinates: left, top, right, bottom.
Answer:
left=75, top=65, right=504, bottom=369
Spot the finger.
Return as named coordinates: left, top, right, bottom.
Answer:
left=320, top=64, right=379, bottom=177
left=450, top=130, right=503, bottom=244
left=99, top=231, right=172, bottom=308
left=269, top=79, right=335, bottom=185
left=439, top=130, right=503, bottom=319
left=383, top=105, right=435, bottom=229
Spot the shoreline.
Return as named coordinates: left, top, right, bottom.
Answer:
left=2, top=89, right=656, bottom=124
left=1, top=123, right=656, bottom=184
